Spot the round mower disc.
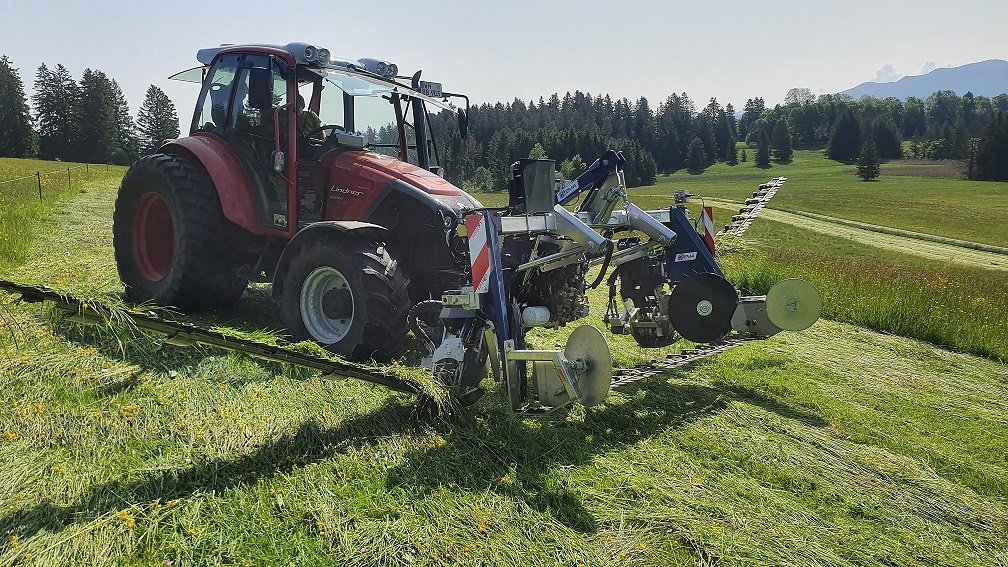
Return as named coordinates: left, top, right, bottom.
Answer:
left=765, top=278, right=822, bottom=331
left=668, top=272, right=738, bottom=344
left=564, top=325, right=613, bottom=407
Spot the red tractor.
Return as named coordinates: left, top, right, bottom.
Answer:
left=113, top=42, right=821, bottom=411
left=114, top=43, right=476, bottom=361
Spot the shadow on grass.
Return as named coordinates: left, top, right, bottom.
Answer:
left=385, top=379, right=734, bottom=533
left=0, top=397, right=416, bottom=541
left=0, top=366, right=833, bottom=540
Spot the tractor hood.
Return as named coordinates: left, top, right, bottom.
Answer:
left=323, top=150, right=482, bottom=221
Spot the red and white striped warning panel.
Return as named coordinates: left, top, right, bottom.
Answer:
left=701, top=206, right=715, bottom=255
left=465, top=213, right=491, bottom=293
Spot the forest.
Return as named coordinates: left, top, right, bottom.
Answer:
left=2, top=54, right=1008, bottom=182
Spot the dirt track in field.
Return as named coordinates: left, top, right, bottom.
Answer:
left=704, top=198, right=1008, bottom=271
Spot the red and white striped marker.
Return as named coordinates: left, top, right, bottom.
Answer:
left=465, top=213, right=491, bottom=293
left=701, top=206, right=715, bottom=255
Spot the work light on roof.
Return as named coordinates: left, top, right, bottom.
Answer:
left=303, top=45, right=318, bottom=62
left=317, top=48, right=330, bottom=65
left=356, top=58, right=397, bottom=79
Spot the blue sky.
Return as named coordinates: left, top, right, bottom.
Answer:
left=3, top=0, right=1006, bottom=129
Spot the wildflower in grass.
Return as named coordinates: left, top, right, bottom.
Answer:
left=3, top=431, right=14, bottom=441
left=7, top=534, right=19, bottom=548
left=118, top=509, right=136, bottom=530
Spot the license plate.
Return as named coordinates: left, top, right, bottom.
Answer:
left=418, top=81, right=443, bottom=98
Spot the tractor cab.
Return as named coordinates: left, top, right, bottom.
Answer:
left=169, top=43, right=469, bottom=234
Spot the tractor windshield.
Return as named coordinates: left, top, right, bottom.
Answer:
left=308, top=67, right=454, bottom=165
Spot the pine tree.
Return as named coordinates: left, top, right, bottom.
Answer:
left=741, top=147, right=747, bottom=162
left=826, top=106, right=862, bottom=162
left=0, top=55, right=35, bottom=157
left=137, top=84, right=180, bottom=155
left=771, top=119, right=793, bottom=161
left=528, top=142, right=548, bottom=160
left=727, top=137, right=738, bottom=165
left=755, top=130, right=770, bottom=167
left=111, top=79, right=139, bottom=164
left=872, top=117, right=902, bottom=159
left=686, top=136, right=705, bottom=173
left=32, top=63, right=81, bottom=161
left=975, top=112, right=1008, bottom=181
left=856, top=136, right=881, bottom=181
left=77, top=68, right=119, bottom=163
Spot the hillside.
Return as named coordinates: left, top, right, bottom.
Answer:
left=0, top=156, right=1006, bottom=564
left=842, top=59, right=1008, bottom=100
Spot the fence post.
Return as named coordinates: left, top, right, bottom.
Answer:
left=36, top=172, right=42, bottom=203
left=86, top=163, right=89, bottom=174
left=67, top=167, right=71, bottom=190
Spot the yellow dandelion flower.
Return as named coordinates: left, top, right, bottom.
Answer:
left=3, top=431, right=14, bottom=441
left=7, top=534, right=19, bottom=548
left=118, top=509, right=136, bottom=530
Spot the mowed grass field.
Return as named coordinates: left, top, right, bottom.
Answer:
left=0, top=156, right=1006, bottom=565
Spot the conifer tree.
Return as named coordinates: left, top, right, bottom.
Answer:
left=77, top=68, right=118, bottom=163
left=771, top=119, right=793, bottom=161
left=32, top=63, right=80, bottom=161
left=975, top=112, right=1008, bottom=181
left=826, top=106, right=862, bottom=162
left=111, top=80, right=139, bottom=164
left=0, top=55, right=35, bottom=157
left=856, top=136, right=881, bottom=181
left=137, top=84, right=180, bottom=155
left=755, top=130, right=771, bottom=167
left=687, top=136, right=705, bottom=173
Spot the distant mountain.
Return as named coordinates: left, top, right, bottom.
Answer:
left=841, top=60, right=1008, bottom=100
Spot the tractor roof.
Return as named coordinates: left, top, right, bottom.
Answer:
left=171, top=42, right=458, bottom=111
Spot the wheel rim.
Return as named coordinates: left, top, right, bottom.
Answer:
left=132, top=192, right=175, bottom=282
left=300, top=266, right=354, bottom=344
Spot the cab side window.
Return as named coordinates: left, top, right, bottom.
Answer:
left=194, top=55, right=240, bottom=134
left=230, top=55, right=287, bottom=135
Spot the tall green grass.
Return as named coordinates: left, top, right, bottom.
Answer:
left=718, top=216, right=1008, bottom=361
left=0, top=158, right=127, bottom=273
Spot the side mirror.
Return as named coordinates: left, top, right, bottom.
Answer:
left=248, top=67, right=273, bottom=111
left=457, top=108, right=468, bottom=140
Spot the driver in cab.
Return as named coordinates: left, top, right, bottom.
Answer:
left=296, top=94, right=323, bottom=143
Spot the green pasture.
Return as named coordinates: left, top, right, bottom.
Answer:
left=638, top=150, right=1008, bottom=248
left=0, top=156, right=1005, bottom=565
left=0, top=158, right=127, bottom=272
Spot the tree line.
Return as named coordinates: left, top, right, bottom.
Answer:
left=0, top=55, right=179, bottom=164
left=432, top=86, right=1008, bottom=188
left=3, top=52, right=1007, bottom=182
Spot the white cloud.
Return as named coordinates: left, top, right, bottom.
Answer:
left=920, top=60, right=938, bottom=74
left=873, top=64, right=902, bottom=82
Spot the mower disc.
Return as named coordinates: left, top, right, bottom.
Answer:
left=564, top=325, right=613, bottom=407
left=765, top=278, right=822, bottom=331
left=668, top=272, right=738, bottom=344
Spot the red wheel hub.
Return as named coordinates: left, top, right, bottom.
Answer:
left=131, top=193, right=175, bottom=282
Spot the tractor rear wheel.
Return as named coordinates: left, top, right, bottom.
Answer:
left=280, top=239, right=410, bottom=361
left=113, top=153, right=249, bottom=310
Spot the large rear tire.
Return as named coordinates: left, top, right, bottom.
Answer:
left=279, top=239, right=410, bottom=361
left=113, top=153, right=249, bottom=310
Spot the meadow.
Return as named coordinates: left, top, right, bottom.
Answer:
left=642, top=150, right=1008, bottom=248
left=0, top=155, right=1005, bottom=565
left=0, top=159, right=127, bottom=273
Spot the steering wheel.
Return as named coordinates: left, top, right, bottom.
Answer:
left=305, top=125, right=344, bottom=142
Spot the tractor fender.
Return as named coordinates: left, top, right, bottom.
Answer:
left=271, top=221, right=390, bottom=297
left=161, top=134, right=269, bottom=236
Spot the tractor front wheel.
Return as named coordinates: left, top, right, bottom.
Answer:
left=280, top=239, right=410, bottom=361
